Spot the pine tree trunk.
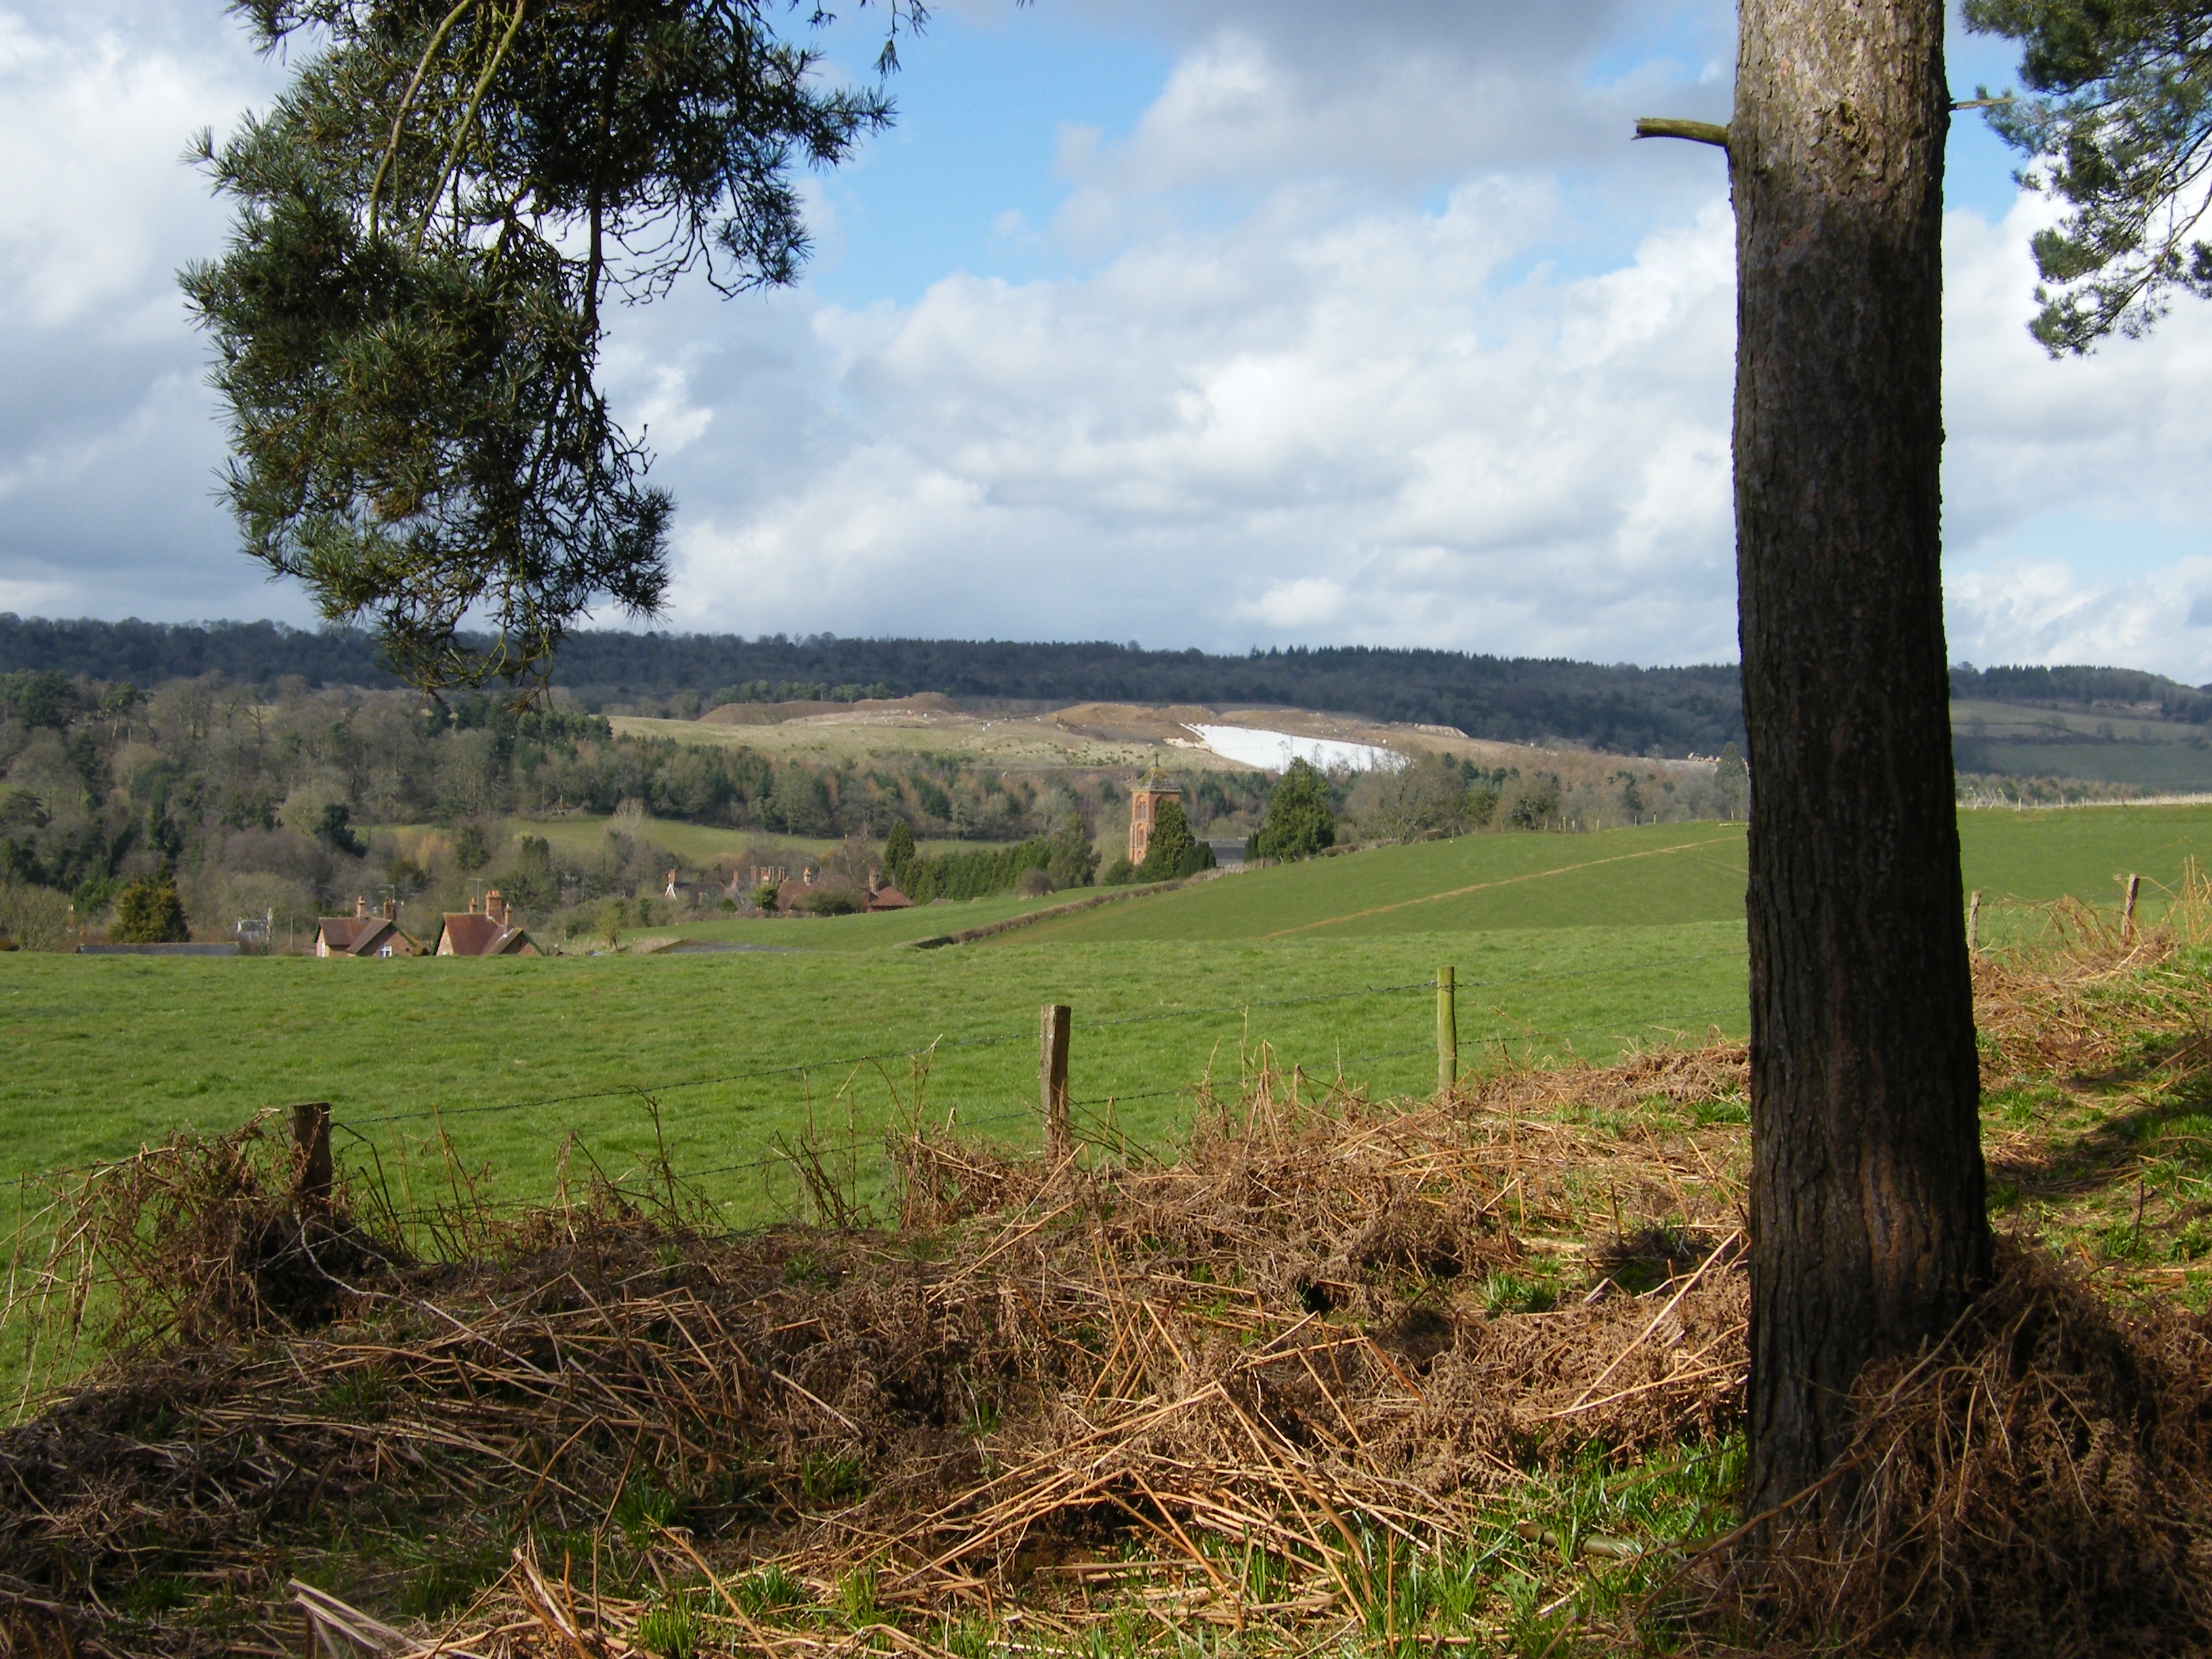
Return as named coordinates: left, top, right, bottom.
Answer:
left=1732, top=0, right=1992, bottom=1524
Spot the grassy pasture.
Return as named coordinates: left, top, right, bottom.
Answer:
left=382, top=813, right=980, bottom=869
left=13, top=920, right=2212, bottom=1647
left=0, top=924, right=1750, bottom=1224
left=1012, top=822, right=1752, bottom=942
left=1957, top=801, right=2212, bottom=942
left=10, top=804, right=2212, bottom=1231
left=1952, top=696, right=2212, bottom=791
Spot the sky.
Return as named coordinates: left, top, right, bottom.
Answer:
left=3, top=1, right=2211, bottom=679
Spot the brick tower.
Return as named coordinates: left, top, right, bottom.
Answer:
left=1128, top=766, right=1181, bottom=864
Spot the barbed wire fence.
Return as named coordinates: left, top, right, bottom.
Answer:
left=11, top=949, right=1750, bottom=1231
left=0, top=949, right=1757, bottom=1414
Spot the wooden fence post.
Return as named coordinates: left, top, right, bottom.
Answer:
left=1967, top=890, right=1982, bottom=953
left=291, top=1101, right=333, bottom=1206
left=1436, top=966, right=1458, bottom=1097
left=2123, top=874, right=2141, bottom=946
left=1039, top=1004, right=1071, bottom=1160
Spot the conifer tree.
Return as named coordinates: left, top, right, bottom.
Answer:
left=1135, top=797, right=1195, bottom=883
left=183, top=1, right=912, bottom=694
left=1967, top=0, right=2212, bottom=352
left=883, top=819, right=917, bottom=888
left=111, top=878, right=190, bottom=944
left=1251, top=760, right=1336, bottom=862
left=1644, top=0, right=1987, bottom=1530
left=1045, top=813, right=1097, bottom=889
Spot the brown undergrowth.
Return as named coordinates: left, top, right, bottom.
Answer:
left=1680, top=1241, right=2212, bottom=1658
left=0, top=1050, right=1750, bottom=1658
left=5, top=927, right=2212, bottom=1658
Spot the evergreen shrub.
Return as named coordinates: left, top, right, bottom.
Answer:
left=112, top=878, right=189, bottom=943
left=1251, top=760, right=1336, bottom=862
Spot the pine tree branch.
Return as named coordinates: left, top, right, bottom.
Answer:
left=369, top=0, right=482, bottom=241
left=1635, top=118, right=1730, bottom=149
left=417, top=0, right=531, bottom=251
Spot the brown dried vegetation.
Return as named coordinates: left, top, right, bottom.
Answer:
left=6, top=923, right=2212, bottom=1657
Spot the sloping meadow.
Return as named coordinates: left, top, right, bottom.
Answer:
left=6, top=924, right=2212, bottom=1656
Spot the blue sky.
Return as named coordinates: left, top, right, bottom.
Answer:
left=800, top=7, right=1174, bottom=305
left=2, top=1, right=2210, bottom=678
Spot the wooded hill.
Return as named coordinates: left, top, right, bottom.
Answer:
left=0, top=617, right=1739, bottom=754
left=9, top=615, right=2212, bottom=761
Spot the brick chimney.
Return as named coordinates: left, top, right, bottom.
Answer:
left=354, top=895, right=367, bottom=919
left=382, top=897, right=396, bottom=922
left=486, top=890, right=506, bottom=928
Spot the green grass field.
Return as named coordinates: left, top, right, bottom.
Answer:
left=1957, top=800, right=2212, bottom=941
left=385, top=813, right=985, bottom=869
left=0, top=924, right=1748, bottom=1221
left=1952, top=697, right=2212, bottom=791
left=10, top=804, right=2212, bottom=1234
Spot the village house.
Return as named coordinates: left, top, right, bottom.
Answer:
left=865, top=869, right=912, bottom=912
left=434, top=890, right=541, bottom=957
left=663, top=869, right=729, bottom=909
left=314, top=897, right=423, bottom=958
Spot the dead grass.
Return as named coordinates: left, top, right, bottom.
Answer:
left=0, top=1044, right=1753, bottom=1658
left=8, top=916, right=2212, bottom=1657
left=1673, top=1240, right=2212, bottom=1658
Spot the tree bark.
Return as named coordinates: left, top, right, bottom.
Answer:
left=1732, top=0, right=1992, bottom=1525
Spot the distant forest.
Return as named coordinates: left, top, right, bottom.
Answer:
left=0, top=616, right=1744, bottom=754
left=1946, top=662, right=2212, bottom=722
left=5, top=615, right=2208, bottom=757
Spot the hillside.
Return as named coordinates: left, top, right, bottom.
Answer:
left=613, top=697, right=1715, bottom=783
left=14, top=615, right=2212, bottom=783
left=1, top=616, right=1744, bottom=754
left=1951, top=696, right=2212, bottom=792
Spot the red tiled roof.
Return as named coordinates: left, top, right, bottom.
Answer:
left=866, top=885, right=913, bottom=911
left=317, top=916, right=422, bottom=956
left=436, top=914, right=540, bottom=956
left=317, top=917, right=375, bottom=952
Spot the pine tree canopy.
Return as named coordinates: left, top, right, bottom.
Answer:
left=1252, top=759, right=1336, bottom=863
left=1135, top=796, right=1195, bottom=884
left=1967, top=0, right=2212, bottom=352
left=112, top=879, right=190, bottom=944
left=182, top=0, right=912, bottom=694
left=883, top=818, right=916, bottom=881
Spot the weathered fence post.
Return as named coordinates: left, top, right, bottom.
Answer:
left=2123, top=874, right=2141, bottom=946
left=1039, top=1004, right=1071, bottom=1160
left=1967, top=890, right=1982, bottom=953
left=1436, top=966, right=1458, bottom=1097
left=291, top=1101, right=333, bottom=1206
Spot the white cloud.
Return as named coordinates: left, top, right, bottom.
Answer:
left=0, top=1, right=295, bottom=621
left=0, top=576, right=73, bottom=613
left=1946, top=558, right=2212, bottom=677
left=1246, top=577, right=1347, bottom=630
left=1942, top=199, right=2212, bottom=547
left=649, top=182, right=1742, bottom=661
left=9, top=0, right=2212, bottom=692
left=1938, top=194, right=2212, bottom=680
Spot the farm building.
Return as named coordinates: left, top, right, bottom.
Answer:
left=315, top=898, right=422, bottom=958
left=434, top=891, right=541, bottom=957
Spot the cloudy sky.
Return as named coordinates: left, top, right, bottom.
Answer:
left=4, top=1, right=2211, bottom=678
